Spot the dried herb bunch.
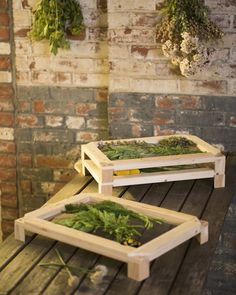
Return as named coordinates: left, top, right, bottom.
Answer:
left=29, top=0, right=84, bottom=55
left=156, top=0, right=223, bottom=76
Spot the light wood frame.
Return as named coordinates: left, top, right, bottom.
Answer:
left=78, top=134, right=225, bottom=195
left=15, top=193, right=208, bottom=281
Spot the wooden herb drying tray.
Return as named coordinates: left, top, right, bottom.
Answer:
left=77, top=134, right=225, bottom=195
left=15, top=193, right=208, bottom=281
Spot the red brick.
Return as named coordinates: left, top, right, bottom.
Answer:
left=18, top=153, right=32, bottom=167
left=155, top=96, right=175, bottom=109
left=17, top=114, right=39, bottom=128
left=14, top=28, right=30, bottom=37
left=179, top=96, right=201, bottom=109
left=0, top=84, right=14, bottom=99
left=35, top=155, right=71, bottom=168
left=1, top=195, right=18, bottom=208
left=0, top=112, right=14, bottom=126
left=0, top=56, right=11, bottom=70
left=0, top=27, right=9, bottom=41
left=18, top=100, right=31, bottom=112
left=20, top=180, right=31, bottom=193
left=0, top=168, right=16, bottom=181
left=76, top=103, right=96, bottom=115
left=0, top=12, right=9, bottom=26
left=0, top=0, right=8, bottom=9
left=0, top=99, right=13, bottom=111
left=1, top=207, right=18, bottom=220
left=0, top=154, right=16, bottom=167
left=34, top=100, right=45, bottom=113
left=0, top=182, right=16, bottom=194
left=0, top=141, right=15, bottom=153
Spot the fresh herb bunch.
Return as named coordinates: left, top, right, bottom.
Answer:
left=157, top=0, right=223, bottom=44
left=29, top=0, right=84, bottom=55
left=54, top=201, right=162, bottom=246
left=98, top=137, right=201, bottom=160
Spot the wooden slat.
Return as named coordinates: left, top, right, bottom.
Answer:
left=169, top=155, right=236, bottom=295
left=113, top=168, right=214, bottom=186
left=112, top=153, right=216, bottom=170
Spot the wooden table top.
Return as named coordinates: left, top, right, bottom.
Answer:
left=0, top=155, right=235, bottom=295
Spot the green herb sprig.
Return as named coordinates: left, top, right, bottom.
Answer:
left=29, top=0, right=84, bottom=55
left=98, top=136, right=202, bottom=161
left=54, top=201, right=162, bottom=247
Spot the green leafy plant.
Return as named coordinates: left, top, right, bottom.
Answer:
left=98, top=136, right=202, bottom=161
left=54, top=201, right=162, bottom=247
left=29, top=0, right=84, bottom=55
left=156, top=0, right=223, bottom=76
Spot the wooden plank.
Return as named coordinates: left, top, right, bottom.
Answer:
left=0, top=236, right=55, bottom=294
left=0, top=234, right=34, bottom=271
left=169, top=155, right=236, bottom=295
left=113, top=168, right=214, bottom=186
left=137, top=178, right=213, bottom=295
left=12, top=242, right=77, bottom=295
left=184, top=134, right=222, bottom=155
left=112, top=153, right=216, bottom=170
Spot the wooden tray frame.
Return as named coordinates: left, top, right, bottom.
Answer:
left=78, top=134, right=225, bottom=195
left=15, top=193, right=208, bottom=281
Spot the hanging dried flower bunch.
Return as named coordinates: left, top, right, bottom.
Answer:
left=156, top=0, right=224, bottom=77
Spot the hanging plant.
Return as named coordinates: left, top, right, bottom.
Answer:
left=156, top=0, right=224, bottom=77
left=28, top=0, right=84, bottom=55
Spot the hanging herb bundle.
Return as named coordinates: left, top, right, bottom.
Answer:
left=54, top=200, right=162, bottom=247
left=156, top=0, right=223, bottom=77
left=29, top=0, right=84, bottom=55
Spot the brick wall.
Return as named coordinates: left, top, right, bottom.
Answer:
left=0, top=0, right=17, bottom=239
left=108, top=0, right=236, bottom=95
left=107, top=0, right=236, bottom=150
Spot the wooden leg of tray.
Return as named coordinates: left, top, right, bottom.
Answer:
left=98, top=183, right=113, bottom=195
left=214, top=156, right=226, bottom=188
left=127, top=257, right=150, bottom=281
left=81, top=146, right=90, bottom=176
left=195, top=220, right=208, bottom=245
left=14, top=219, right=26, bottom=242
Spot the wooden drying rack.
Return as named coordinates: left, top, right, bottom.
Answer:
left=77, top=134, right=225, bottom=195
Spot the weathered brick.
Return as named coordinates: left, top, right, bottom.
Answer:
left=45, top=115, right=63, bottom=127
left=0, top=27, right=9, bottom=41
left=0, top=154, right=16, bottom=167
left=0, top=42, right=10, bottom=54
left=1, top=221, right=14, bottom=237
left=18, top=153, right=32, bottom=167
left=76, top=103, right=97, bottom=115
left=76, top=131, right=99, bottom=142
left=0, top=84, right=14, bottom=99
left=18, top=100, right=31, bottom=112
left=33, top=100, right=45, bottom=113
left=35, top=155, right=72, bottom=168
left=0, top=112, right=14, bottom=126
left=65, top=116, right=85, bottom=129
left=1, top=195, right=18, bottom=208
left=17, top=114, right=41, bottom=128
left=53, top=169, right=77, bottom=182
left=0, top=100, right=14, bottom=111
left=0, top=169, right=16, bottom=181
left=33, top=130, right=74, bottom=142
left=0, top=56, right=10, bottom=70
left=0, top=127, right=14, bottom=140
left=20, top=180, right=31, bottom=194
left=1, top=207, right=18, bottom=220
left=0, top=0, right=8, bottom=9
left=0, top=12, right=9, bottom=26
left=0, top=141, right=15, bottom=153
left=0, top=182, right=16, bottom=194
